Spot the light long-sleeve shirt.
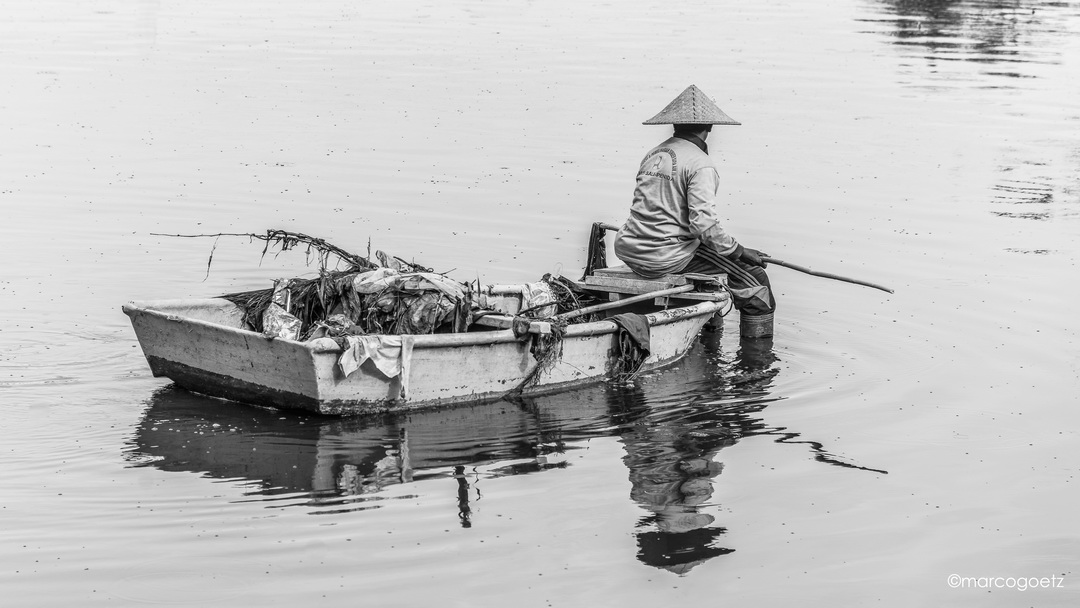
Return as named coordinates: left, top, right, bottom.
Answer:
left=614, top=136, right=740, bottom=278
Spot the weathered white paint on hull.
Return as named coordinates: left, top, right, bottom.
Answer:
left=123, top=297, right=726, bottom=415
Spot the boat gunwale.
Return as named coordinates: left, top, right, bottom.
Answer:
left=122, top=298, right=727, bottom=352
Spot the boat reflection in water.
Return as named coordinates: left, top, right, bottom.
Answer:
left=126, top=384, right=606, bottom=514
left=127, top=327, right=884, bottom=574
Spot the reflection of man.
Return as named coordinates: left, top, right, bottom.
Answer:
left=622, top=419, right=735, bottom=574
left=610, top=324, right=783, bottom=574
left=608, top=377, right=738, bottom=574
left=614, top=85, right=776, bottom=338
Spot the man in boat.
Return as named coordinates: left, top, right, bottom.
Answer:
left=614, top=85, right=775, bottom=337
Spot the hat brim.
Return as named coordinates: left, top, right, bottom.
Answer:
left=642, top=85, right=741, bottom=125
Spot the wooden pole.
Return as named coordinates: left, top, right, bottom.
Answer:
left=762, top=257, right=893, bottom=294
left=555, top=285, right=696, bottom=321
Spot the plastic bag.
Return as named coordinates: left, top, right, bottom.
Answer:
left=262, top=279, right=302, bottom=340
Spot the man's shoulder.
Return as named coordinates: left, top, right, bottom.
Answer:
left=662, top=138, right=715, bottom=172
left=637, top=136, right=716, bottom=180
left=643, top=137, right=709, bottom=160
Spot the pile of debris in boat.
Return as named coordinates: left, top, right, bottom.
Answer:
left=219, top=264, right=601, bottom=342
left=213, top=229, right=601, bottom=339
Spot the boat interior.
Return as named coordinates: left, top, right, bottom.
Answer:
left=128, top=266, right=728, bottom=340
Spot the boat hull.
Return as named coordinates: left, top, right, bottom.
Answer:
left=123, top=297, right=725, bottom=415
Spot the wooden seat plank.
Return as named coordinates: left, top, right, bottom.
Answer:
left=585, top=265, right=725, bottom=294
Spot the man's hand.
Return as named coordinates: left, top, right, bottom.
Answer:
left=741, top=248, right=769, bottom=268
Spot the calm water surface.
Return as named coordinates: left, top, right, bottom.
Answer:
left=2, top=0, right=1079, bottom=606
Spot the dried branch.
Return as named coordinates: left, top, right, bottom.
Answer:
left=151, top=229, right=379, bottom=273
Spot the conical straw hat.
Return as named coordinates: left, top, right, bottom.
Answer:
left=642, top=85, right=740, bottom=125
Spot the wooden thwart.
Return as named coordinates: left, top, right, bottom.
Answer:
left=588, top=265, right=688, bottom=290
left=584, top=264, right=726, bottom=302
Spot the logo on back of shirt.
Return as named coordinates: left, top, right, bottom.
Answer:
left=639, top=148, right=676, bottom=182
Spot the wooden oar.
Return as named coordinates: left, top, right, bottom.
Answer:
left=555, top=285, right=696, bottom=321
left=762, top=256, right=893, bottom=294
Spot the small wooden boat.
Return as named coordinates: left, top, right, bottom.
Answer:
left=123, top=268, right=730, bottom=415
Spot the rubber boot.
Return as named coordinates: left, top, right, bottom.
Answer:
left=739, top=312, right=773, bottom=339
